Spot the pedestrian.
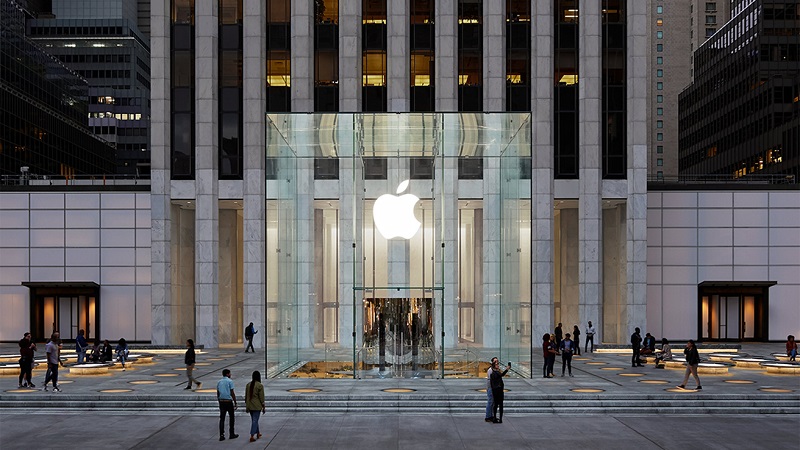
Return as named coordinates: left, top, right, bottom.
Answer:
left=655, top=338, right=672, bottom=368
left=541, top=334, right=551, bottom=378
left=88, top=339, right=101, bottom=362
left=184, top=339, right=202, bottom=390
left=216, top=368, right=239, bottom=441
left=116, top=338, right=129, bottom=371
left=787, top=335, right=797, bottom=362
left=100, top=339, right=113, bottom=362
left=245, top=370, right=266, bottom=442
left=631, top=327, right=643, bottom=367
left=42, top=332, right=63, bottom=392
left=572, top=325, right=581, bottom=356
left=585, top=320, right=596, bottom=353
left=554, top=323, right=563, bottom=350
left=641, top=332, right=656, bottom=357
left=75, top=329, right=88, bottom=365
left=485, top=357, right=498, bottom=422
left=18, top=332, right=36, bottom=388
left=547, top=333, right=558, bottom=377
left=677, top=340, right=702, bottom=390
left=560, top=333, right=575, bottom=377
left=490, top=359, right=510, bottom=423
left=244, top=322, right=257, bottom=353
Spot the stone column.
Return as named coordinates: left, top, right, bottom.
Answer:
left=481, top=116, right=503, bottom=348
left=218, top=209, right=239, bottom=344
left=338, top=116, right=359, bottom=349
left=387, top=0, right=409, bottom=111
left=339, top=1, right=361, bottom=111
left=243, top=0, right=266, bottom=350
left=530, top=0, right=554, bottom=343
left=296, top=158, right=315, bottom=348
left=291, top=0, right=314, bottom=112
left=435, top=0, right=457, bottom=111
left=150, top=0, right=171, bottom=345
left=194, top=0, right=219, bottom=348
left=627, top=1, right=649, bottom=335
left=483, top=0, right=505, bottom=111
left=578, top=1, right=603, bottom=343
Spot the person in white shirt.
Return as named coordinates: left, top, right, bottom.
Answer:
left=585, top=321, right=596, bottom=353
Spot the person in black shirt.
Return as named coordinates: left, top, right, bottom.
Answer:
left=185, top=338, right=202, bottom=390
left=677, top=340, right=702, bottom=390
left=631, top=327, right=643, bottom=367
left=490, top=359, right=510, bottom=423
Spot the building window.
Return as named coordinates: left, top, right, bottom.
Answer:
left=656, top=133, right=663, bottom=141
left=555, top=0, right=579, bottom=179
left=656, top=82, right=663, bottom=90
left=656, top=19, right=663, bottom=26
left=657, top=145, right=663, bottom=154
left=219, top=0, right=243, bottom=179
left=602, top=0, right=626, bottom=179
left=657, top=158, right=663, bottom=166
left=705, top=2, right=716, bottom=12
left=657, top=170, right=663, bottom=179
left=656, top=69, right=663, bottom=77
left=656, top=31, right=663, bottom=39
left=705, top=15, right=716, bottom=25
left=171, top=0, right=195, bottom=179
left=315, top=0, right=339, bottom=112
left=705, top=28, right=715, bottom=37
left=656, top=44, right=663, bottom=52
left=656, top=120, right=663, bottom=128
left=458, top=0, right=483, bottom=111
left=506, top=0, right=531, bottom=111
left=267, top=0, right=290, bottom=112
left=657, top=107, right=663, bottom=116
left=410, top=0, right=434, bottom=111
left=362, top=0, right=387, bottom=112
left=657, top=56, right=663, bottom=64
left=656, top=5, right=663, bottom=14
left=657, top=95, right=663, bottom=103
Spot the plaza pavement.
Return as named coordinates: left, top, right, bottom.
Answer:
left=0, top=343, right=797, bottom=449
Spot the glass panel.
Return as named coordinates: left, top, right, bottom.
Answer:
left=726, top=296, right=740, bottom=339
left=743, top=296, right=755, bottom=339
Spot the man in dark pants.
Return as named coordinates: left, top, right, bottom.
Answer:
left=244, top=322, right=257, bottom=353
left=554, top=323, right=563, bottom=350
left=631, top=327, right=643, bottom=367
left=216, top=369, right=239, bottom=441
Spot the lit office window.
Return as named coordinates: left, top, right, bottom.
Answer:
left=506, top=0, right=531, bottom=111
left=410, top=0, right=434, bottom=111
left=266, top=0, right=290, bottom=112
left=314, top=0, right=339, bottom=112
left=458, top=0, right=483, bottom=111
left=362, top=0, right=387, bottom=111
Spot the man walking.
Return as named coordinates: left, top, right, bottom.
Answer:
left=75, top=329, right=88, bottom=364
left=244, top=322, right=257, bottom=353
left=216, top=369, right=239, bottom=441
left=585, top=321, right=596, bottom=353
left=18, top=332, right=36, bottom=388
left=42, top=332, right=63, bottom=392
left=631, top=327, right=643, bottom=367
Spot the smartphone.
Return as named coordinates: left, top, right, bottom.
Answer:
left=507, top=361, right=511, bottom=367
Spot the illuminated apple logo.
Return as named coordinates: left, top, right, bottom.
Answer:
left=373, top=180, right=421, bottom=240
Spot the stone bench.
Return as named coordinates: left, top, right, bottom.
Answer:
left=69, top=363, right=114, bottom=375
left=663, top=360, right=730, bottom=374
left=760, top=362, right=800, bottom=375
left=770, top=353, right=793, bottom=362
left=731, top=357, right=778, bottom=369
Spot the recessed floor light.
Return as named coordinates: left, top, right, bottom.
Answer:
left=601, top=367, right=624, bottom=370
left=571, top=388, right=604, bottom=393
left=618, top=373, right=644, bottom=377
left=153, top=373, right=179, bottom=377
left=5, top=389, right=37, bottom=393
left=100, top=389, right=133, bottom=393
left=724, top=380, right=755, bottom=384
left=129, top=380, right=158, bottom=385
left=288, top=388, right=321, bottom=393
left=665, top=388, right=698, bottom=393
left=758, top=388, right=794, bottom=393
left=195, top=388, right=217, bottom=393
left=586, top=362, right=606, bottom=365
left=382, top=388, right=416, bottom=393
left=639, top=380, right=669, bottom=384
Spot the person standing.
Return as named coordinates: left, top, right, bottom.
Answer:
left=490, top=359, right=510, bottom=423
left=560, top=333, right=575, bottom=377
left=18, top=332, right=36, bottom=388
left=216, top=369, right=239, bottom=441
left=541, top=334, right=551, bottom=378
left=485, top=357, right=498, bottom=422
left=244, top=322, right=257, bottom=353
left=184, top=339, right=202, bottom=390
left=116, top=338, right=129, bottom=371
left=554, top=323, right=563, bottom=350
left=100, top=339, right=113, bottom=362
left=42, top=332, right=63, bottom=392
left=585, top=321, right=596, bottom=353
left=572, top=325, right=581, bottom=356
left=245, top=371, right=266, bottom=442
left=75, top=329, right=88, bottom=365
left=631, top=327, right=643, bottom=367
left=677, top=340, right=702, bottom=390
left=547, top=334, right=558, bottom=377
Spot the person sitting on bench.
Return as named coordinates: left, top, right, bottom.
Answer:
left=654, top=338, right=672, bottom=368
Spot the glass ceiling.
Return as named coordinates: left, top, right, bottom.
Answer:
left=266, top=113, right=531, bottom=158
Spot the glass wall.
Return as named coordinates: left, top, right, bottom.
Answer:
left=265, top=113, right=531, bottom=378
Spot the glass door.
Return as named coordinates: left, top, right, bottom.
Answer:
left=362, top=297, right=433, bottom=378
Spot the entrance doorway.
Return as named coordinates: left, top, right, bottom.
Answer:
left=24, top=282, right=100, bottom=342
left=698, top=282, right=773, bottom=341
left=362, top=298, right=434, bottom=377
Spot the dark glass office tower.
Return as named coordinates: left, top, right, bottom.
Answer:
left=679, top=0, right=799, bottom=180
left=0, top=0, right=115, bottom=178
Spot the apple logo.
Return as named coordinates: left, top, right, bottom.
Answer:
left=373, top=180, right=421, bottom=240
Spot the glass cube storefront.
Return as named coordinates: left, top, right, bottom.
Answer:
left=266, top=113, right=532, bottom=378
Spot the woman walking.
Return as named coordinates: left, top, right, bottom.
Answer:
left=677, top=340, right=701, bottom=390
left=245, top=371, right=266, bottom=442
left=184, top=339, right=202, bottom=390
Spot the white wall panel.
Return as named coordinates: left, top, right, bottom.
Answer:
left=733, top=227, right=768, bottom=247
left=661, top=209, right=697, bottom=228
left=733, top=209, right=768, bottom=228
left=661, top=285, right=697, bottom=338
left=697, top=265, right=733, bottom=281
left=646, top=284, right=663, bottom=336
left=135, top=229, right=151, bottom=247
left=66, top=210, right=100, bottom=228
left=769, top=228, right=800, bottom=247
left=66, top=193, right=100, bottom=209
left=66, top=248, right=100, bottom=266
left=135, top=193, right=151, bottom=209
left=66, top=229, right=100, bottom=247
left=101, top=209, right=136, bottom=228
left=100, top=286, right=136, bottom=338
left=769, top=246, right=800, bottom=266
left=0, top=248, right=28, bottom=266
left=0, top=210, right=29, bottom=228
left=646, top=227, right=662, bottom=246
left=698, top=192, right=732, bottom=208
left=135, top=286, right=152, bottom=340
left=733, top=192, right=768, bottom=208
left=101, top=248, right=136, bottom=266
left=733, top=265, right=769, bottom=280
left=101, top=266, right=137, bottom=285
left=30, top=193, right=64, bottom=209
left=100, top=229, right=136, bottom=247
left=0, top=229, right=29, bottom=247
left=30, top=229, right=64, bottom=247
left=0, top=290, right=28, bottom=340
left=663, top=228, right=697, bottom=247
left=769, top=208, right=800, bottom=227
left=646, top=208, right=662, bottom=226
left=0, top=267, right=28, bottom=285
left=662, top=192, right=697, bottom=208
left=30, top=267, right=64, bottom=282
left=734, top=247, right=768, bottom=266
left=647, top=266, right=662, bottom=284
left=135, top=247, right=151, bottom=266
left=29, top=210, right=64, bottom=228
left=647, top=247, right=661, bottom=265
left=768, top=285, right=800, bottom=340
left=101, top=193, right=136, bottom=209
left=698, top=247, right=733, bottom=266
left=698, top=228, right=733, bottom=247
left=770, top=191, right=800, bottom=208
left=663, top=247, right=698, bottom=266
left=769, top=265, right=800, bottom=283
left=135, top=209, right=151, bottom=228
left=31, top=248, right=64, bottom=266
left=698, top=208, right=731, bottom=228
left=0, top=193, right=29, bottom=209
left=662, top=265, right=697, bottom=284
left=136, top=266, right=151, bottom=285
left=66, top=266, right=100, bottom=282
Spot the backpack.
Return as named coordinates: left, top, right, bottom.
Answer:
left=245, top=325, right=253, bottom=338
